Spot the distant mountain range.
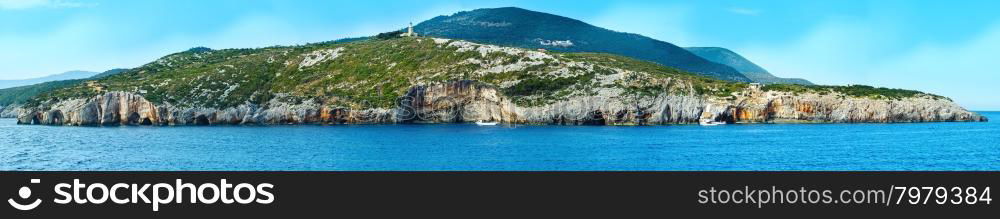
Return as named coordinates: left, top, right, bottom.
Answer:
left=684, top=47, right=813, bottom=85
left=413, top=7, right=752, bottom=82
left=0, top=70, right=99, bottom=89
left=412, top=7, right=819, bottom=85
left=0, top=68, right=127, bottom=106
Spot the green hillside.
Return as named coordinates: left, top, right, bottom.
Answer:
left=0, top=68, right=128, bottom=106
left=22, top=36, right=942, bottom=112
left=685, top=47, right=814, bottom=85
left=28, top=37, right=746, bottom=109
left=413, top=7, right=752, bottom=82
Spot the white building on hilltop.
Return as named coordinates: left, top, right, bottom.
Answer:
left=400, top=22, right=418, bottom=37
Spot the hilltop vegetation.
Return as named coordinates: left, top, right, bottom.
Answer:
left=14, top=7, right=947, bottom=114
left=14, top=35, right=981, bottom=126
left=685, top=47, right=814, bottom=85
left=0, top=70, right=99, bottom=89
left=19, top=36, right=949, bottom=113
left=762, top=84, right=945, bottom=100
left=413, top=7, right=752, bottom=82
left=28, top=37, right=749, bottom=109
left=0, top=68, right=127, bottom=106
left=10, top=7, right=981, bottom=125
left=0, top=79, right=86, bottom=106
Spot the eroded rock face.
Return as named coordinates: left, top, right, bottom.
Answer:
left=17, top=92, right=159, bottom=125
left=727, top=92, right=984, bottom=123
left=16, top=92, right=398, bottom=125
left=397, top=80, right=517, bottom=123
left=17, top=82, right=986, bottom=126
left=0, top=105, right=21, bottom=118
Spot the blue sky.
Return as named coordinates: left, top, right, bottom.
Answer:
left=0, top=0, right=997, bottom=110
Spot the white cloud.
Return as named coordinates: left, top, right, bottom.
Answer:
left=588, top=4, right=697, bottom=46
left=0, top=0, right=90, bottom=10
left=727, top=8, right=760, bottom=16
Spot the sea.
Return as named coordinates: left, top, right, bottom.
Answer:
left=1, top=112, right=997, bottom=171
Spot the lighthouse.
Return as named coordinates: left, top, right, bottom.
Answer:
left=401, top=22, right=418, bottom=37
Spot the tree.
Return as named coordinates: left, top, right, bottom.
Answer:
left=375, top=30, right=404, bottom=40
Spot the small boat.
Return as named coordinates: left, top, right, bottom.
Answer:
left=475, top=120, right=498, bottom=126
left=699, top=119, right=727, bottom=126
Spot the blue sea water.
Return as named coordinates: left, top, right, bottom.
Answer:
left=1, top=112, right=997, bottom=171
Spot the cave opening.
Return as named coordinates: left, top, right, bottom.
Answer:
left=583, top=110, right=607, bottom=126
left=552, top=115, right=566, bottom=125
left=30, top=115, right=40, bottom=125
left=332, top=108, right=348, bottom=124
left=195, top=115, right=210, bottom=125
left=51, top=111, right=64, bottom=125
left=126, top=112, right=141, bottom=125
left=140, top=118, right=153, bottom=125
left=615, top=110, right=628, bottom=123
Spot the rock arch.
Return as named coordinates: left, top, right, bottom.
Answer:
left=50, top=110, right=64, bottom=125
left=126, top=112, right=141, bottom=125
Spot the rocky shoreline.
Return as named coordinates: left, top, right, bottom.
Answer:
left=15, top=81, right=987, bottom=126
left=0, top=104, right=20, bottom=118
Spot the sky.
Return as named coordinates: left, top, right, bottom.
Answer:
left=0, top=0, right=997, bottom=110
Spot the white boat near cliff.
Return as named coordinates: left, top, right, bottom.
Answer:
left=699, top=119, right=726, bottom=126
left=475, top=120, right=498, bottom=126
left=699, top=110, right=726, bottom=126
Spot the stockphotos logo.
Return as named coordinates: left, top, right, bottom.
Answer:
left=8, top=179, right=42, bottom=210
left=8, top=178, right=275, bottom=211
